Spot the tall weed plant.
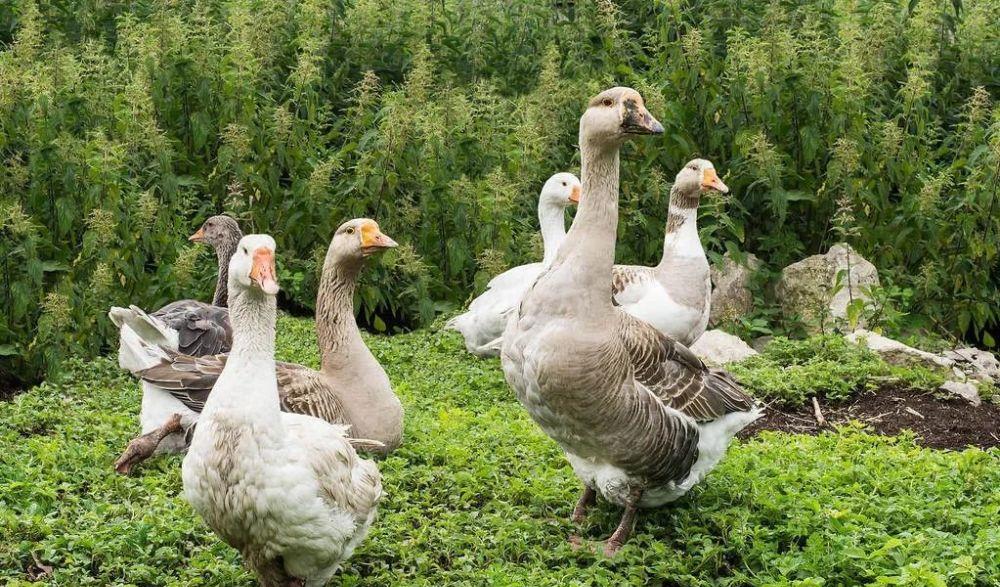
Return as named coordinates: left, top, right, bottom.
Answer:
left=1, top=0, right=998, bottom=385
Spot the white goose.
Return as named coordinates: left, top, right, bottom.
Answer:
left=502, top=87, right=761, bottom=556
left=182, top=234, right=382, bottom=586
left=611, top=159, right=729, bottom=345
left=447, top=172, right=581, bottom=356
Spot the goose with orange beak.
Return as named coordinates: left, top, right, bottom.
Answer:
left=117, top=219, right=404, bottom=476
left=447, top=172, right=582, bottom=357
left=610, top=159, right=730, bottom=346
left=183, top=233, right=383, bottom=586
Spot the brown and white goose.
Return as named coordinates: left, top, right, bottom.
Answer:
left=113, top=219, right=403, bottom=474
left=612, top=160, right=728, bottom=345
left=109, top=215, right=242, bottom=361
left=501, top=87, right=761, bottom=556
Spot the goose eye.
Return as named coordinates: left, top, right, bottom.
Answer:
left=346, top=227, right=355, bottom=235
left=242, top=247, right=248, bottom=254
left=602, top=98, right=613, bottom=107
left=561, top=182, right=567, bottom=187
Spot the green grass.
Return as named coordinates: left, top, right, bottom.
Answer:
left=729, top=336, right=947, bottom=407
left=1, top=317, right=998, bottom=586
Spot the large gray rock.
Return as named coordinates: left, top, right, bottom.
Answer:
left=845, top=329, right=954, bottom=371
left=942, top=348, right=1000, bottom=384
left=710, top=252, right=761, bottom=326
left=689, top=329, right=759, bottom=367
left=776, top=243, right=879, bottom=332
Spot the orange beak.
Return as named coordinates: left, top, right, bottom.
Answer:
left=249, top=247, right=279, bottom=294
left=188, top=227, right=205, bottom=242
left=568, top=184, right=581, bottom=204
left=701, top=168, right=729, bottom=194
left=360, top=221, right=398, bottom=255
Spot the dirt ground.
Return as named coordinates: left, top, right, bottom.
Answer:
left=743, top=387, right=1000, bottom=450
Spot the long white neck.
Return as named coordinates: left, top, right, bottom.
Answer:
left=549, top=136, right=620, bottom=310
left=538, top=200, right=568, bottom=267
left=205, top=279, right=278, bottom=414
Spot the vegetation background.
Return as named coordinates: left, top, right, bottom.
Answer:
left=1, top=0, right=998, bottom=387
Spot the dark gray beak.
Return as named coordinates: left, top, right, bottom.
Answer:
left=622, top=99, right=664, bottom=135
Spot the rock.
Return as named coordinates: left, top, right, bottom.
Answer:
left=689, top=329, right=759, bottom=367
left=845, top=329, right=954, bottom=371
left=941, top=348, right=1000, bottom=384
left=776, top=243, right=879, bottom=333
left=939, top=380, right=982, bottom=407
left=710, top=252, right=761, bottom=326
left=751, top=335, right=774, bottom=353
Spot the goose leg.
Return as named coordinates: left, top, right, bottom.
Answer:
left=571, top=486, right=597, bottom=524
left=114, top=413, right=183, bottom=475
left=603, top=488, right=642, bottom=557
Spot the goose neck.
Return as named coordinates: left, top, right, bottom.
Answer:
left=545, top=137, right=620, bottom=312
left=316, top=252, right=365, bottom=371
left=212, top=237, right=239, bottom=307
left=226, top=286, right=277, bottom=362
left=660, top=185, right=703, bottom=263
left=538, top=201, right=568, bottom=267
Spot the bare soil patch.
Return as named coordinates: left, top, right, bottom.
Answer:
left=742, top=387, right=1000, bottom=450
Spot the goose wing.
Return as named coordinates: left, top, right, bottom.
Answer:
left=153, top=300, right=232, bottom=356
left=617, top=312, right=756, bottom=422
left=275, top=363, right=349, bottom=425
left=137, top=350, right=224, bottom=412
left=139, top=353, right=346, bottom=423
left=611, top=265, right=655, bottom=305
left=283, top=413, right=383, bottom=520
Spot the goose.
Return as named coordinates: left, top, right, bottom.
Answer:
left=182, top=234, right=382, bottom=586
left=611, top=159, right=729, bottom=346
left=109, top=214, right=242, bottom=363
left=501, top=87, right=761, bottom=556
left=447, top=172, right=581, bottom=356
left=113, top=219, right=403, bottom=474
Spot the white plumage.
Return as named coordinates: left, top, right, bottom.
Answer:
left=182, top=234, right=381, bottom=586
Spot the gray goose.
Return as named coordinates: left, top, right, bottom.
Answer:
left=113, top=219, right=403, bottom=474
left=611, top=159, right=729, bottom=345
left=501, top=87, right=761, bottom=556
left=109, top=214, right=242, bottom=360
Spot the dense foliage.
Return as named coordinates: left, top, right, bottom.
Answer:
left=2, top=0, right=999, bottom=385
left=1, top=318, right=997, bottom=585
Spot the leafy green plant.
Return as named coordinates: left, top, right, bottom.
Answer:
left=2, top=0, right=999, bottom=386
left=729, top=335, right=947, bottom=406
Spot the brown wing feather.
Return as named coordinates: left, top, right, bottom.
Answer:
left=137, top=351, right=225, bottom=412
left=276, top=362, right=349, bottom=425
left=138, top=354, right=348, bottom=425
left=617, top=313, right=756, bottom=422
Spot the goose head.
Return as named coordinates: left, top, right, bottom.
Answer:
left=580, top=87, right=664, bottom=147
left=330, top=218, right=398, bottom=263
left=189, top=215, right=243, bottom=248
left=540, top=172, right=582, bottom=207
left=674, top=159, right=729, bottom=196
left=230, top=234, right=279, bottom=296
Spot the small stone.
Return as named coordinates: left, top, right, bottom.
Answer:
left=939, top=380, right=982, bottom=407
left=689, top=330, right=759, bottom=367
left=845, top=329, right=954, bottom=371
left=942, top=348, right=999, bottom=384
